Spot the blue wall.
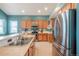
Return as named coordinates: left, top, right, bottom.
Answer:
left=77, top=4, right=79, bottom=56
left=0, top=9, right=8, bottom=35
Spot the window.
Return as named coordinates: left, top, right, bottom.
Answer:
left=0, top=20, right=4, bottom=34
left=10, top=21, right=18, bottom=33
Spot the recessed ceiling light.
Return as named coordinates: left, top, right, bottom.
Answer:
left=45, top=7, right=48, bottom=11
left=54, top=7, right=60, bottom=12
left=22, top=10, right=25, bottom=13
left=38, top=10, right=41, bottom=13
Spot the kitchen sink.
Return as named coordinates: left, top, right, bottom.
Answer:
left=9, top=37, right=33, bottom=46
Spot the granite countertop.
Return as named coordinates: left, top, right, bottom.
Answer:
left=0, top=35, right=35, bottom=56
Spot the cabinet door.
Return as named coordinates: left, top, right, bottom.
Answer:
left=43, top=20, right=48, bottom=29
left=38, top=33, right=43, bottom=41
left=48, top=34, right=54, bottom=43
left=38, top=33, right=48, bottom=41
left=21, top=20, right=27, bottom=28
left=34, top=20, right=39, bottom=26
left=28, top=43, right=35, bottom=56
left=21, top=20, right=32, bottom=29
left=42, top=34, right=48, bottom=41
left=38, top=20, right=43, bottom=28
left=26, top=20, right=32, bottom=29
left=28, top=47, right=33, bottom=56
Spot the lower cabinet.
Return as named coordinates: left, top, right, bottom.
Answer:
left=37, top=33, right=43, bottom=41
left=25, top=42, right=35, bottom=56
left=37, top=33, right=48, bottom=41
left=37, top=33, right=54, bottom=42
left=43, top=34, right=48, bottom=41
left=28, top=43, right=35, bottom=56
left=48, top=34, right=54, bottom=43
left=28, top=45, right=35, bottom=56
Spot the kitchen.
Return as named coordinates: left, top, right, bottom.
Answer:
left=0, top=3, right=76, bottom=56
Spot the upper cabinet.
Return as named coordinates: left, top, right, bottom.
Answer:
left=43, top=20, right=48, bottom=28
left=21, top=19, right=48, bottom=29
left=26, top=20, right=32, bottom=29
left=21, top=19, right=32, bottom=29
left=21, top=20, right=27, bottom=28
left=38, top=20, right=48, bottom=29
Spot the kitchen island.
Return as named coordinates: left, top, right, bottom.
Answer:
left=0, top=35, right=35, bottom=56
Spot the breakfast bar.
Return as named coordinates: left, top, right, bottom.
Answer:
left=0, top=35, right=35, bottom=56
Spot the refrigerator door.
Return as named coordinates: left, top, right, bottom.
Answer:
left=60, top=13, right=67, bottom=55
left=53, top=14, right=67, bottom=55
left=54, top=15, right=63, bottom=44
left=59, top=9, right=76, bottom=56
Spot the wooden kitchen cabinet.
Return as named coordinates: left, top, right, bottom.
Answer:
left=42, top=33, right=48, bottom=41
left=48, top=34, right=54, bottom=43
left=38, top=33, right=48, bottom=41
left=21, top=19, right=32, bottom=29
left=28, top=47, right=33, bottom=56
left=26, top=20, right=32, bottom=29
left=43, top=20, right=48, bottom=28
left=21, top=20, right=27, bottom=28
left=28, top=43, right=35, bottom=56
left=34, top=20, right=39, bottom=26
left=21, top=19, right=48, bottom=29
left=38, top=20, right=48, bottom=29
left=37, top=33, right=43, bottom=41
left=37, top=33, right=54, bottom=42
left=38, top=20, right=43, bottom=28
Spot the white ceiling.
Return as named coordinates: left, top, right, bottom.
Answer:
left=0, top=3, right=59, bottom=15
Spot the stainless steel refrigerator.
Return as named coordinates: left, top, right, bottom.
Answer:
left=53, top=9, right=76, bottom=56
